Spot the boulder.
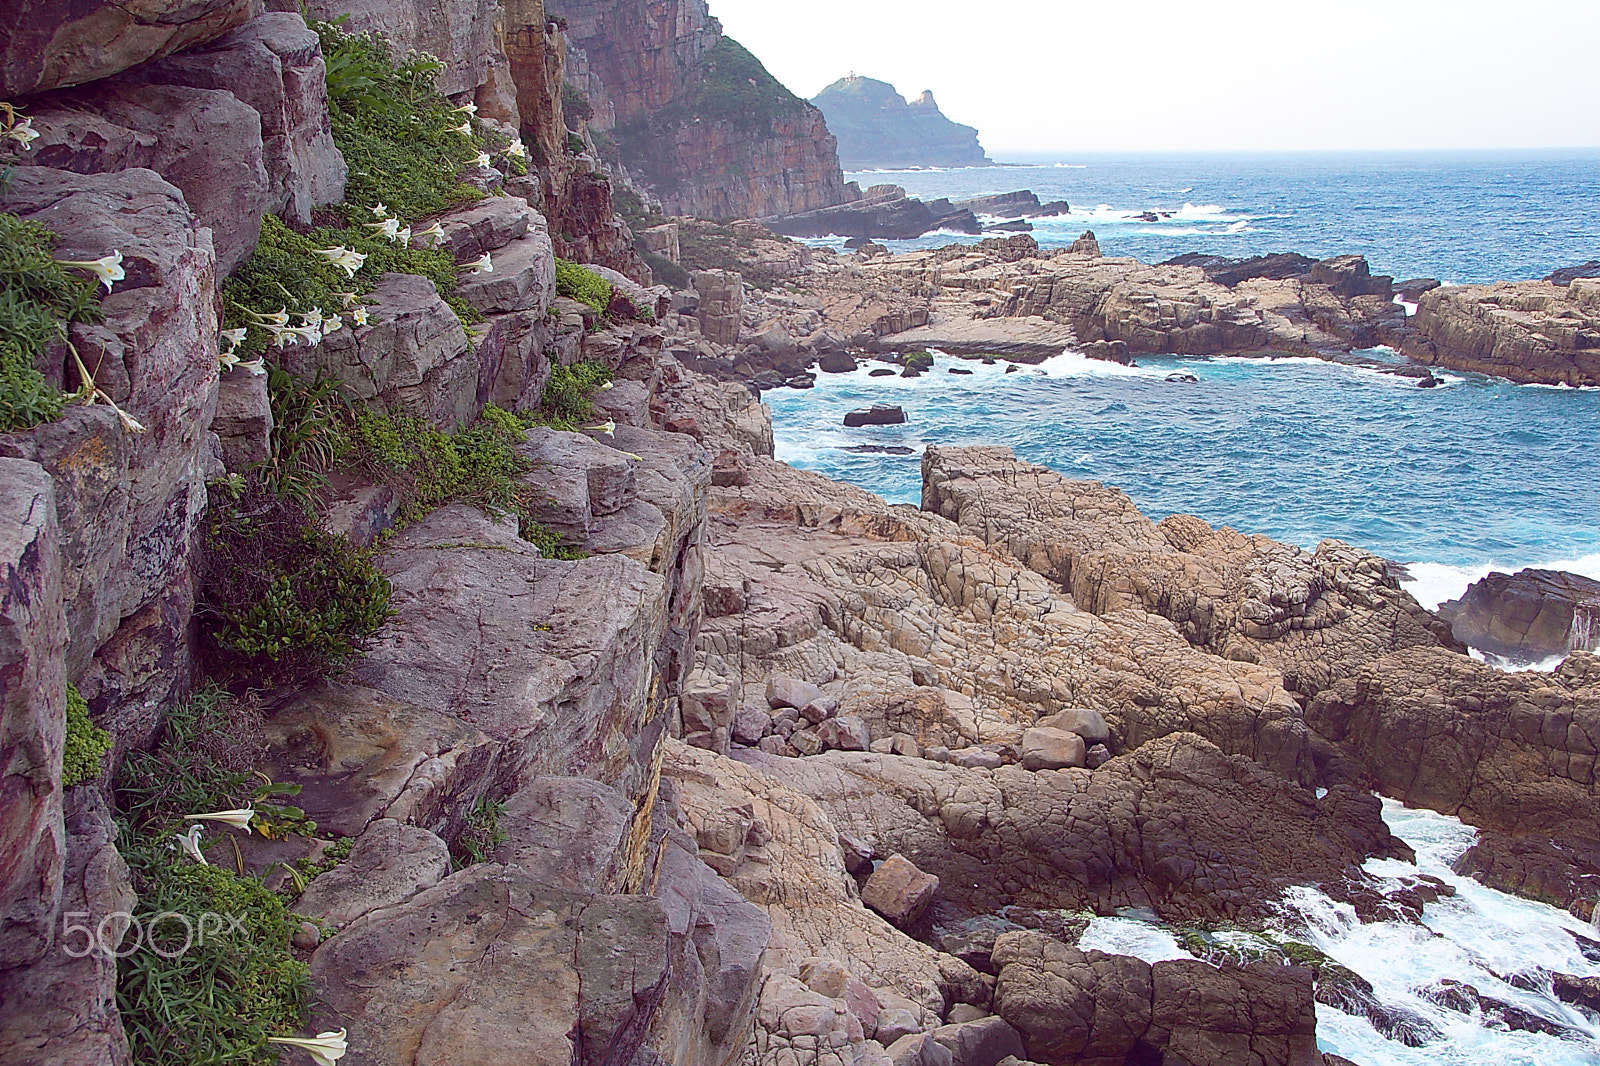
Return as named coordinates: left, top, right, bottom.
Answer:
left=768, top=676, right=825, bottom=710
left=1309, top=254, right=1393, bottom=300
left=455, top=225, right=558, bottom=316
left=819, top=351, right=860, bottom=373
left=30, top=83, right=271, bottom=276
left=1436, top=568, right=1600, bottom=662
left=286, top=272, right=474, bottom=429
left=886, top=1033, right=955, bottom=1066
left=694, top=270, right=744, bottom=346
left=681, top=672, right=737, bottom=756
left=731, top=705, right=772, bottom=746
left=862, top=854, right=939, bottom=927
left=1036, top=708, right=1110, bottom=744
left=0, top=0, right=260, bottom=97
left=1066, top=231, right=1100, bottom=257
left=211, top=366, right=272, bottom=471
left=1019, top=728, right=1085, bottom=771
left=844, top=405, right=908, bottom=428
left=291, top=818, right=451, bottom=930
left=990, top=931, right=1318, bottom=1066
left=1553, top=973, right=1600, bottom=1014
left=352, top=504, right=670, bottom=801
left=491, top=776, right=633, bottom=893
left=133, top=11, right=347, bottom=223
left=930, top=1017, right=1025, bottom=1066
left=434, top=196, right=535, bottom=260
left=819, top=714, right=872, bottom=752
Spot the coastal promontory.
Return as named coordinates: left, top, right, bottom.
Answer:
left=812, top=75, right=991, bottom=170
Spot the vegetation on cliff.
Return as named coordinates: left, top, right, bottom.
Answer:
left=0, top=210, right=104, bottom=430
left=811, top=76, right=990, bottom=170
left=62, top=682, right=112, bottom=787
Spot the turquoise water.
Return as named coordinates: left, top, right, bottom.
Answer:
left=766, top=351, right=1599, bottom=606
left=771, top=152, right=1600, bottom=605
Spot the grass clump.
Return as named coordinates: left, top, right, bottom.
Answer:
left=555, top=258, right=613, bottom=316
left=451, top=796, right=507, bottom=869
left=115, top=688, right=311, bottom=1066
left=0, top=212, right=103, bottom=431
left=641, top=251, right=689, bottom=290
left=198, top=478, right=393, bottom=685
left=62, top=683, right=111, bottom=786
left=539, top=360, right=613, bottom=426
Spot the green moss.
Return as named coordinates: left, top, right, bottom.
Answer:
left=555, top=259, right=613, bottom=316
left=62, top=683, right=111, bottom=786
left=0, top=213, right=104, bottom=431
left=199, top=481, right=393, bottom=684
left=903, top=350, right=935, bottom=370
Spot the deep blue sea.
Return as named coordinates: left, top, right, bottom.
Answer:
left=769, top=152, right=1600, bottom=607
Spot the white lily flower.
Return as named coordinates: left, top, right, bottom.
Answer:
left=220, top=327, right=248, bottom=348
left=55, top=250, right=124, bottom=293
left=5, top=116, right=39, bottom=149
left=298, top=309, right=325, bottom=328
left=287, top=323, right=323, bottom=346
left=240, top=357, right=266, bottom=376
left=452, top=102, right=478, bottom=116
left=395, top=226, right=412, bottom=248
left=267, top=1029, right=348, bottom=1066
left=334, top=291, right=358, bottom=309
left=116, top=408, right=146, bottom=434
left=464, top=253, right=493, bottom=275
left=248, top=307, right=290, bottom=327
left=219, top=350, right=241, bottom=371
left=452, top=120, right=473, bottom=137
left=505, top=138, right=527, bottom=160
left=472, top=151, right=491, bottom=169
left=351, top=307, right=370, bottom=327
left=314, top=246, right=367, bottom=278
left=598, top=381, right=614, bottom=390
left=175, top=825, right=209, bottom=865
left=584, top=420, right=617, bottom=437
left=184, top=808, right=255, bottom=832
left=370, top=202, right=389, bottom=218
left=365, top=217, right=401, bottom=240
left=268, top=325, right=295, bottom=348
left=413, top=221, right=446, bottom=246
left=321, top=313, right=343, bottom=335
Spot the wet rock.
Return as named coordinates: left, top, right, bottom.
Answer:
left=870, top=367, right=898, bottom=377
left=1553, top=972, right=1600, bottom=1015
left=845, top=404, right=908, bottom=427
left=1436, top=567, right=1600, bottom=663
left=820, top=352, right=860, bottom=373
left=863, top=854, right=940, bottom=927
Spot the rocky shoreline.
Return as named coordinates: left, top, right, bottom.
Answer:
left=1, top=4, right=1597, bottom=1066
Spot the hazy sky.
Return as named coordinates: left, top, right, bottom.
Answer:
left=709, top=0, right=1600, bottom=154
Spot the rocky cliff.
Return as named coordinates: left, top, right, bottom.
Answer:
left=549, top=0, right=852, bottom=218
left=1, top=6, right=1597, bottom=1066
left=812, top=76, right=990, bottom=170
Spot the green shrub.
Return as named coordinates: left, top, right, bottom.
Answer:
left=198, top=480, right=392, bottom=684
left=641, top=251, right=689, bottom=290
left=0, top=212, right=104, bottom=431
left=540, top=361, right=613, bottom=425
left=554, top=259, right=612, bottom=316
left=62, top=683, right=111, bottom=786
left=115, top=688, right=311, bottom=1066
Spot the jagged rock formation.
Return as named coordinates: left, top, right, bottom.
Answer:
left=1404, top=277, right=1600, bottom=387
left=811, top=76, right=990, bottom=170
left=1438, top=568, right=1600, bottom=662
left=549, top=0, right=852, bottom=218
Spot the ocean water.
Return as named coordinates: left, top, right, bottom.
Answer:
left=838, top=149, right=1598, bottom=284
left=1078, top=801, right=1600, bottom=1065
left=768, top=153, right=1600, bottom=610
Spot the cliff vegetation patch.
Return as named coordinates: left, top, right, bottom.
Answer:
left=61, top=682, right=112, bottom=786
left=0, top=211, right=104, bottom=430
left=555, top=258, right=613, bottom=316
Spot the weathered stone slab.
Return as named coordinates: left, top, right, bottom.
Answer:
left=292, top=818, right=451, bottom=930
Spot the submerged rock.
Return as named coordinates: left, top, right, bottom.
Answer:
left=844, top=405, right=908, bottom=427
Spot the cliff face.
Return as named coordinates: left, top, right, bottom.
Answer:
left=549, top=0, right=851, bottom=219
left=812, top=76, right=990, bottom=170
